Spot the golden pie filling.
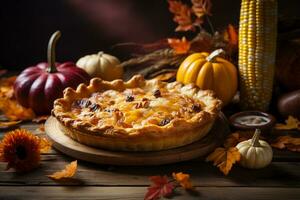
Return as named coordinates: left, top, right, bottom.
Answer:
left=52, top=75, right=222, bottom=151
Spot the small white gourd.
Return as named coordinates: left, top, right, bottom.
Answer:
left=76, top=51, right=123, bottom=80
left=236, top=129, right=273, bottom=169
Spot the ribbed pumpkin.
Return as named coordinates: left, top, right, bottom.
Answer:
left=176, top=49, right=238, bottom=105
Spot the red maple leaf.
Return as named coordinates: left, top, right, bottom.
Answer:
left=144, top=176, right=174, bottom=200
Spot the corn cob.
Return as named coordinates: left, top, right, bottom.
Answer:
left=238, top=0, right=277, bottom=111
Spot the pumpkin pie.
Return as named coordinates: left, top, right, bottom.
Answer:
left=52, top=75, right=222, bottom=151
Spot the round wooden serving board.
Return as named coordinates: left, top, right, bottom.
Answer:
left=45, top=113, right=229, bottom=166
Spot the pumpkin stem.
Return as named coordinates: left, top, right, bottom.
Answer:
left=47, top=31, right=61, bottom=73
left=206, top=49, right=225, bottom=62
left=251, top=129, right=261, bottom=147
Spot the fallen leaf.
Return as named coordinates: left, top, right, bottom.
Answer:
left=275, top=116, right=300, bottom=130
left=144, top=175, right=174, bottom=200
left=0, top=120, right=22, bottom=129
left=168, top=37, right=191, bottom=54
left=271, top=135, right=300, bottom=152
left=223, top=131, right=265, bottom=148
left=172, top=172, right=194, bottom=190
left=32, top=115, right=49, bottom=123
left=47, top=160, right=77, bottom=180
left=206, top=147, right=241, bottom=175
left=168, top=0, right=194, bottom=32
left=39, top=137, right=52, bottom=153
left=0, top=98, right=35, bottom=121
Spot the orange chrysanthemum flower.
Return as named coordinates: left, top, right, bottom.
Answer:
left=0, top=129, right=41, bottom=172
left=172, top=172, right=194, bottom=190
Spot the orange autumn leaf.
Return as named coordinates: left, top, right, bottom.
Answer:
left=0, top=120, right=22, bottom=129
left=223, top=24, right=238, bottom=47
left=223, top=131, right=265, bottom=148
left=271, top=135, right=300, bottom=152
left=206, top=147, right=241, bottom=175
left=168, top=37, right=191, bottom=54
left=39, top=137, right=52, bottom=153
left=0, top=98, right=35, bottom=121
left=168, top=0, right=194, bottom=32
left=47, top=160, right=77, bottom=180
left=275, top=116, right=300, bottom=130
left=37, top=124, right=45, bottom=132
left=172, top=172, right=194, bottom=190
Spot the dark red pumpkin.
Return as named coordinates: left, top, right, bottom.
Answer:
left=14, top=31, right=90, bottom=115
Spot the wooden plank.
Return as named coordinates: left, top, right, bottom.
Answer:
left=0, top=186, right=299, bottom=200
left=0, top=158, right=300, bottom=187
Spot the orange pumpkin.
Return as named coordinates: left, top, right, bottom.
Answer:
left=176, top=49, right=238, bottom=105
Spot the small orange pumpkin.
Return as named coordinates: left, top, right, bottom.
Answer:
left=176, top=49, right=238, bottom=105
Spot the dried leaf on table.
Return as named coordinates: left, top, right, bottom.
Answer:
left=271, top=135, right=300, bottom=152
left=0, top=98, right=35, bottom=121
left=47, top=160, right=77, bottom=180
left=32, top=115, right=49, bottom=123
left=39, top=137, right=52, bottom=153
left=172, top=172, right=194, bottom=190
left=144, top=175, right=174, bottom=200
left=275, top=116, right=300, bottom=130
left=0, top=120, right=22, bottom=129
left=168, top=0, right=194, bottom=32
left=168, top=37, right=191, bottom=54
left=206, top=147, right=241, bottom=175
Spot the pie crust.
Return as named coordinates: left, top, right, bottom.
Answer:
left=52, top=75, right=222, bottom=151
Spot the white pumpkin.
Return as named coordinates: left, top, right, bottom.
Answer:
left=236, top=129, right=273, bottom=169
left=76, top=51, right=123, bottom=80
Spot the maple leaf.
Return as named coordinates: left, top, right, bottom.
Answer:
left=191, top=0, right=212, bottom=18
left=206, top=147, right=241, bottom=175
left=275, top=116, right=300, bottom=130
left=0, top=76, right=16, bottom=99
left=0, top=120, right=22, bottom=129
left=168, top=37, right=191, bottom=54
left=168, top=0, right=194, bottom=32
left=47, top=160, right=77, bottom=180
left=144, top=175, right=174, bottom=200
left=223, top=24, right=238, bottom=48
left=172, top=172, right=194, bottom=190
left=271, top=136, right=300, bottom=152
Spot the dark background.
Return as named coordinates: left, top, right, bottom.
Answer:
left=0, top=0, right=299, bottom=70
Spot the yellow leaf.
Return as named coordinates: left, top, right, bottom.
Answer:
left=275, top=116, right=300, bottom=130
left=39, top=137, right=52, bottom=153
left=0, top=120, right=22, bottom=129
left=47, top=160, right=77, bottom=180
left=172, top=172, right=194, bottom=190
left=206, top=147, right=240, bottom=175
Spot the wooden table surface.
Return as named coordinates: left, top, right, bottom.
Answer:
left=0, top=121, right=300, bottom=200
